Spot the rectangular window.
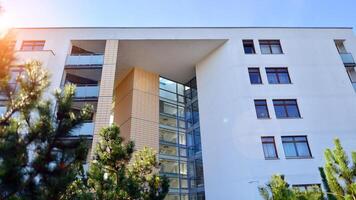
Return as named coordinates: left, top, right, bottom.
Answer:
left=261, top=136, right=278, bottom=159
left=282, top=136, right=312, bottom=158
left=259, top=40, right=283, bottom=54
left=254, top=100, right=270, bottom=119
left=266, top=68, right=291, bottom=84
left=21, top=40, right=45, bottom=51
left=273, top=99, right=301, bottom=118
left=248, top=68, right=262, bottom=84
left=243, top=40, right=256, bottom=54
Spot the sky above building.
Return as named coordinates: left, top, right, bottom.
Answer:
left=0, top=0, right=356, bottom=33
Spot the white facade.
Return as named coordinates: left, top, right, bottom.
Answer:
left=8, top=27, right=356, bottom=199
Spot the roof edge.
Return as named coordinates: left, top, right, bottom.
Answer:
left=11, top=26, right=353, bottom=30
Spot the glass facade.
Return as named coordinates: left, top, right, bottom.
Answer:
left=159, top=77, right=205, bottom=200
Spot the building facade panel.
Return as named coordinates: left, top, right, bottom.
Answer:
left=9, top=27, right=356, bottom=200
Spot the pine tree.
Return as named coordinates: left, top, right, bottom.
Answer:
left=0, top=35, right=93, bottom=199
left=258, top=174, right=323, bottom=200
left=322, top=138, right=356, bottom=200
left=319, top=167, right=337, bottom=200
left=63, top=125, right=169, bottom=200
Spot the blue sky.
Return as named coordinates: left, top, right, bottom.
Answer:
left=1, top=0, right=356, bottom=30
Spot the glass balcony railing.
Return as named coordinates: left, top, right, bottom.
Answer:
left=340, top=53, right=355, bottom=65
left=65, top=54, right=104, bottom=66
left=75, top=85, right=99, bottom=99
left=71, top=122, right=94, bottom=136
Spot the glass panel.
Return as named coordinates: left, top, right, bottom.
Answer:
left=177, top=84, right=185, bottom=95
left=160, top=144, right=178, bottom=156
left=66, top=55, right=104, bottom=66
left=286, top=105, right=300, bottom=118
left=274, top=105, right=287, bottom=118
left=249, top=71, right=261, bottom=84
left=168, top=177, right=180, bottom=188
left=160, top=160, right=179, bottom=174
left=160, top=115, right=177, bottom=127
left=260, top=44, right=271, bottom=54
left=179, top=133, right=186, bottom=145
left=160, top=77, right=177, bottom=93
left=71, top=122, right=94, bottom=136
left=283, top=143, right=297, bottom=157
left=256, top=105, right=269, bottom=118
left=159, top=129, right=177, bottom=143
left=160, top=90, right=177, bottom=102
left=278, top=72, right=291, bottom=83
left=160, top=101, right=177, bottom=116
left=263, top=143, right=277, bottom=158
left=75, top=85, right=99, bottom=98
left=180, top=162, right=188, bottom=175
left=271, top=44, right=282, bottom=54
left=165, top=194, right=180, bottom=200
left=181, top=179, right=188, bottom=188
left=296, top=142, right=311, bottom=157
left=267, top=73, right=279, bottom=84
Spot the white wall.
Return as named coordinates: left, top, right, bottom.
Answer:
left=196, top=28, right=356, bottom=199
left=12, top=27, right=356, bottom=199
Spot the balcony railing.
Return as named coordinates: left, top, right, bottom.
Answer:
left=71, top=122, right=94, bottom=136
left=340, top=53, right=355, bottom=66
left=75, top=85, right=99, bottom=99
left=65, top=54, right=104, bottom=66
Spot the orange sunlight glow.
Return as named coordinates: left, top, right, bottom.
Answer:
left=0, top=10, right=13, bottom=36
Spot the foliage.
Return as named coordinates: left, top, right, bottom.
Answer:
left=319, top=167, right=337, bottom=200
left=322, top=138, right=356, bottom=200
left=258, top=175, right=324, bottom=200
left=0, top=36, right=93, bottom=200
left=63, top=125, right=169, bottom=200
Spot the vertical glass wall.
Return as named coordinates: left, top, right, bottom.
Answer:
left=159, top=77, right=205, bottom=200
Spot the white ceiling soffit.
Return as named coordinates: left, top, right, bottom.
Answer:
left=117, top=39, right=227, bottom=83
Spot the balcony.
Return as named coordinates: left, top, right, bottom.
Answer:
left=340, top=53, right=356, bottom=67
left=71, top=122, right=94, bottom=136
left=74, top=85, right=100, bottom=99
left=65, top=54, right=104, bottom=67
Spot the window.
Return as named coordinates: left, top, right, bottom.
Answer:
left=243, top=40, right=256, bottom=54
left=261, top=137, right=278, bottom=159
left=259, top=40, right=283, bottom=54
left=292, top=184, right=321, bottom=191
left=335, top=40, right=347, bottom=53
left=248, top=68, right=262, bottom=84
left=273, top=99, right=301, bottom=118
left=266, top=68, right=291, bottom=84
left=254, top=100, right=270, bottom=119
left=282, top=136, right=312, bottom=158
left=21, top=40, right=45, bottom=51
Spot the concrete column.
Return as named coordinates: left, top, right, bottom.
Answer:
left=114, top=67, right=159, bottom=151
left=89, top=40, right=119, bottom=159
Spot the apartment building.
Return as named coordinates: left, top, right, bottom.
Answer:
left=1, top=27, right=356, bottom=199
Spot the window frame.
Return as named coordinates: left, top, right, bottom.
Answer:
left=281, top=136, right=312, bottom=159
left=248, top=67, right=262, bottom=84
left=266, top=67, right=291, bottom=84
left=259, top=40, right=283, bottom=54
left=273, top=99, right=301, bottom=118
left=242, top=39, right=256, bottom=54
left=254, top=99, right=270, bottom=119
left=261, top=136, right=278, bottom=159
left=20, top=40, right=46, bottom=51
